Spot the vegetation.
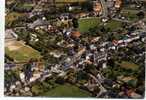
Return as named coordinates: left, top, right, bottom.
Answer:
left=118, top=61, right=139, bottom=71
left=79, top=17, right=122, bottom=33
left=79, top=17, right=100, bottom=32
left=41, top=83, right=90, bottom=97
left=121, top=9, right=139, bottom=21
left=5, top=41, right=41, bottom=62
left=5, top=12, right=27, bottom=28
left=15, top=3, right=34, bottom=12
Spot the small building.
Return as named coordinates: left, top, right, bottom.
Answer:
left=114, top=0, right=122, bottom=9
left=93, top=1, right=102, bottom=15
left=71, top=31, right=81, bottom=38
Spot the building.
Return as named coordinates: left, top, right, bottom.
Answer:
left=114, top=0, right=122, bottom=9
left=71, top=31, right=81, bottom=38
left=93, top=1, right=102, bottom=15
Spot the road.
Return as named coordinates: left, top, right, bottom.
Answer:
left=112, top=18, right=131, bottom=23
left=99, top=0, right=108, bottom=18
left=89, top=74, right=107, bottom=97
left=29, top=0, right=42, bottom=18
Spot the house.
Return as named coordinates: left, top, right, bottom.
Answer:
left=112, top=40, right=118, bottom=46
left=50, top=51, right=64, bottom=58
left=19, top=72, right=25, bottom=83
left=91, top=37, right=101, bottom=43
left=84, top=59, right=93, bottom=65
left=114, top=0, right=122, bottom=9
left=126, top=89, right=142, bottom=98
left=78, top=13, right=89, bottom=18
left=93, top=1, right=102, bottom=15
left=5, top=29, right=18, bottom=41
left=71, top=31, right=81, bottom=38
left=30, top=34, right=38, bottom=42
left=28, top=19, right=48, bottom=29
left=68, top=6, right=82, bottom=11
left=129, top=92, right=142, bottom=99
left=90, top=44, right=97, bottom=50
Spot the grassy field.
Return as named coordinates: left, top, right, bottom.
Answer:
left=106, top=20, right=122, bottom=30
left=79, top=17, right=101, bottom=33
left=5, top=41, right=41, bottom=62
left=79, top=17, right=122, bottom=33
left=119, top=61, right=139, bottom=71
left=42, top=84, right=91, bottom=97
left=16, top=3, right=34, bottom=10
left=121, top=9, right=138, bottom=21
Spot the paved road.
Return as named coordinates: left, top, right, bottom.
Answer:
left=89, top=74, right=107, bottom=97
left=99, top=0, right=108, bottom=18
left=112, top=18, right=131, bottom=23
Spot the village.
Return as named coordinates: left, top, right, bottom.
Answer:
left=5, top=0, right=146, bottom=98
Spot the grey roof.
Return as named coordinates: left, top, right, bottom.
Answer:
left=28, top=19, right=49, bottom=29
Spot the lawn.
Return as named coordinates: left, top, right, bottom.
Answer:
left=5, top=41, right=41, bottom=62
left=79, top=17, right=122, bottom=33
left=41, top=84, right=91, bottom=97
left=118, top=61, right=139, bottom=71
left=106, top=20, right=122, bottom=30
left=121, top=9, right=138, bottom=21
left=79, top=17, right=101, bottom=33
left=16, top=3, right=34, bottom=10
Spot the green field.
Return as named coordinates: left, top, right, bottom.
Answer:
left=16, top=3, right=34, bottom=10
left=106, top=20, right=122, bottom=30
left=79, top=17, right=101, bottom=33
left=79, top=17, right=122, bottom=33
left=42, top=84, right=91, bottom=97
left=119, top=61, right=139, bottom=71
left=5, top=41, right=41, bottom=62
left=121, top=9, right=138, bottom=21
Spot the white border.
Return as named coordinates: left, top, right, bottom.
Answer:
left=0, top=0, right=5, bottom=97
left=0, top=0, right=145, bottom=100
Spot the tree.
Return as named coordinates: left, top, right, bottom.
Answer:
left=81, top=0, right=93, bottom=11
left=121, top=22, right=128, bottom=29
left=55, top=77, right=65, bottom=84
left=92, top=86, right=100, bottom=96
left=25, top=33, right=31, bottom=45
left=137, top=11, right=145, bottom=19
left=107, top=58, right=115, bottom=67
left=72, top=18, right=79, bottom=28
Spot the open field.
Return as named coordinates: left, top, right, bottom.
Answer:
left=106, top=20, right=122, bottom=30
left=5, top=40, right=41, bottom=62
left=79, top=17, right=122, bottom=33
left=121, top=9, right=139, bottom=21
left=118, top=61, right=139, bottom=71
left=41, top=83, right=91, bottom=97
left=16, top=3, right=34, bottom=10
left=79, top=17, right=101, bottom=33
